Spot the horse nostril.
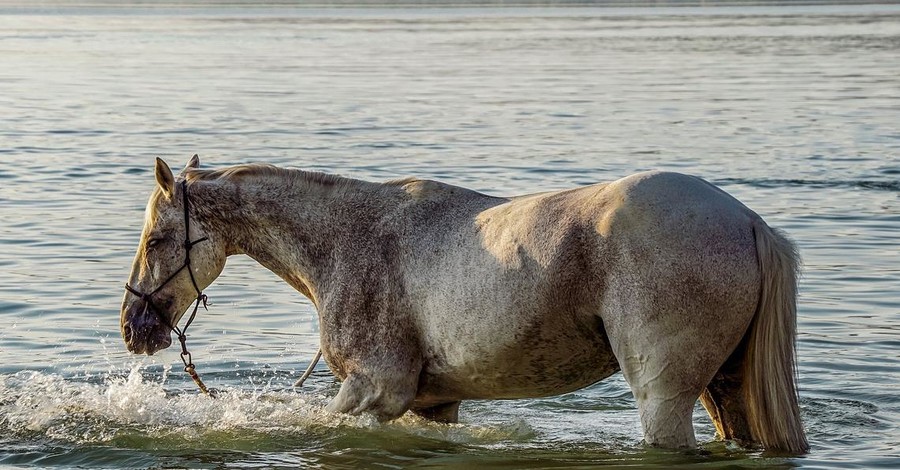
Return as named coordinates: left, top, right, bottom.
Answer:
left=123, top=324, right=133, bottom=342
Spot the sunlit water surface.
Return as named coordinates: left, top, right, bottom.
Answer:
left=0, top=4, right=898, bottom=469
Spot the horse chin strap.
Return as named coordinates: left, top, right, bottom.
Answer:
left=125, top=180, right=215, bottom=397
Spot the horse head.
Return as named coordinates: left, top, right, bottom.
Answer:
left=120, top=156, right=226, bottom=355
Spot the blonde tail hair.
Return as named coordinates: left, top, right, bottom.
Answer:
left=744, top=221, right=809, bottom=453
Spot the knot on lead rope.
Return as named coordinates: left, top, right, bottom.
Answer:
left=172, top=292, right=214, bottom=397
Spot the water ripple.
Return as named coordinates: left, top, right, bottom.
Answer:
left=1, top=5, right=899, bottom=469
left=716, top=177, right=900, bottom=192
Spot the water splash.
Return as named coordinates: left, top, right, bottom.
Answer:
left=0, top=365, right=534, bottom=453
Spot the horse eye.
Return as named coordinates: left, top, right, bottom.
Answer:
left=147, top=238, right=164, bottom=249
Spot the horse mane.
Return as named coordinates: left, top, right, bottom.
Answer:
left=184, top=163, right=360, bottom=190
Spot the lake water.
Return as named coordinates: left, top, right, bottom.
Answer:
left=1, top=3, right=898, bottom=468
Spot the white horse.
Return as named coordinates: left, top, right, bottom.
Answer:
left=121, top=156, right=808, bottom=453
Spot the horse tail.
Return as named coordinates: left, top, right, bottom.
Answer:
left=742, top=220, right=808, bottom=453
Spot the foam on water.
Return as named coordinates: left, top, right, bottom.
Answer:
left=0, top=365, right=534, bottom=454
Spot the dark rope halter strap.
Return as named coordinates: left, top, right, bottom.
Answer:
left=125, top=180, right=215, bottom=397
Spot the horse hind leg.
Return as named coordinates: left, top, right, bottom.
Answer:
left=701, top=381, right=753, bottom=445
left=699, top=389, right=724, bottom=438
left=609, top=329, right=711, bottom=448
left=603, top=287, right=756, bottom=449
left=699, top=343, right=754, bottom=445
left=623, top=345, right=749, bottom=449
left=632, top=384, right=700, bottom=449
left=703, top=222, right=807, bottom=453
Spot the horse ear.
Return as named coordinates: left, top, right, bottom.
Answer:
left=155, top=157, right=175, bottom=198
left=183, top=154, right=200, bottom=173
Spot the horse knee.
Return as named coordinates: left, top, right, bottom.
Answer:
left=326, top=373, right=415, bottom=422
left=326, top=374, right=370, bottom=415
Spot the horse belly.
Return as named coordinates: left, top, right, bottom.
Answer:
left=410, top=188, right=623, bottom=404
left=416, top=306, right=620, bottom=404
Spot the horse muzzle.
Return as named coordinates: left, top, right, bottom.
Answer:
left=121, top=299, right=173, bottom=355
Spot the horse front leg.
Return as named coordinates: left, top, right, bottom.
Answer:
left=325, top=365, right=421, bottom=421
left=320, top=314, right=423, bottom=421
left=324, top=373, right=411, bottom=421
left=319, top=279, right=425, bottom=421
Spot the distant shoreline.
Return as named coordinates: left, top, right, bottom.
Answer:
left=2, top=0, right=900, bottom=8
left=4, top=0, right=900, bottom=17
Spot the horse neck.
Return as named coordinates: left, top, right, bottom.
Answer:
left=190, top=172, right=396, bottom=305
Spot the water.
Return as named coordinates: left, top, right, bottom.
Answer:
left=1, top=4, right=898, bottom=468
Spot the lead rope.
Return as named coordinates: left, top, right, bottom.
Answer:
left=176, top=293, right=213, bottom=397
left=175, top=180, right=216, bottom=398
left=293, top=348, right=322, bottom=388
left=177, top=180, right=214, bottom=397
